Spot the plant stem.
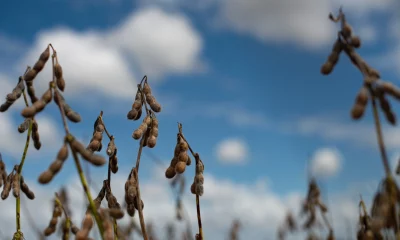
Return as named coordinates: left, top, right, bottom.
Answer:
left=370, top=92, right=391, bottom=176
left=69, top=144, right=105, bottom=239
left=14, top=91, right=33, bottom=239
left=135, top=136, right=148, bottom=240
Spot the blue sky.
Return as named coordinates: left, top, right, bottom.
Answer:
left=1, top=0, right=400, bottom=239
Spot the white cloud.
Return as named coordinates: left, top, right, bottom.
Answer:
left=15, top=6, right=204, bottom=103
left=18, top=28, right=137, bottom=100
left=215, top=138, right=249, bottom=164
left=310, top=147, right=342, bottom=178
left=110, top=7, right=204, bottom=78
left=212, top=0, right=336, bottom=49
left=288, top=115, right=400, bottom=149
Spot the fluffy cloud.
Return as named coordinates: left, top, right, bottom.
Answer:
left=14, top=6, right=203, bottom=102
left=215, top=138, right=249, bottom=164
left=18, top=28, right=137, bottom=100
left=110, top=7, right=204, bottom=78
left=0, top=167, right=374, bottom=239
left=310, top=147, right=342, bottom=178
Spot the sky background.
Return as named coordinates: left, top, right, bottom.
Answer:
left=0, top=0, right=400, bottom=239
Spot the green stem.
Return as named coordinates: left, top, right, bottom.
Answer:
left=15, top=120, right=33, bottom=238
left=69, top=144, right=105, bottom=239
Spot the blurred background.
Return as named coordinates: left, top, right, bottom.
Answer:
left=0, top=0, right=400, bottom=239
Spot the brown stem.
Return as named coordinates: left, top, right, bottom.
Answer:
left=370, top=92, right=391, bottom=176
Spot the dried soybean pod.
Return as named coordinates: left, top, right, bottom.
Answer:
left=31, top=119, right=41, bottom=150
left=106, top=137, right=116, bottom=157
left=38, top=170, right=54, bottom=184
left=12, top=173, right=20, bottom=198
left=320, top=62, right=334, bottom=75
left=379, top=95, right=396, bottom=125
left=1, top=172, right=13, bottom=199
left=54, top=62, right=65, bottom=91
left=350, top=36, right=361, bottom=48
left=351, top=85, right=369, bottom=120
left=142, top=81, right=151, bottom=95
left=18, top=119, right=31, bottom=133
left=33, top=46, right=51, bottom=72
left=20, top=176, right=35, bottom=200
left=342, top=23, right=353, bottom=38
left=381, top=81, right=400, bottom=100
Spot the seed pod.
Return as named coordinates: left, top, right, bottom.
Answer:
left=127, top=203, right=136, bottom=217
left=31, top=120, right=41, bottom=150
left=18, top=119, right=31, bottom=133
left=186, top=155, right=192, bottom=166
left=379, top=95, right=396, bottom=125
left=350, top=36, right=361, bottom=48
left=0, top=77, right=25, bottom=112
left=54, top=62, right=65, bottom=91
left=327, top=51, right=340, bottom=65
left=54, top=91, right=81, bottom=123
left=380, top=81, right=400, bottom=100
left=133, top=197, right=144, bottom=210
left=127, top=109, right=138, bottom=120
left=71, top=224, right=79, bottom=234
left=38, top=170, right=54, bottom=184
left=320, top=62, right=334, bottom=75
left=25, top=81, right=38, bottom=103
left=143, top=81, right=152, bottom=95
left=110, top=154, right=118, bottom=174
left=106, top=137, right=116, bottom=157
left=12, top=173, right=20, bottom=198
left=25, top=46, right=50, bottom=82
left=86, top=154, right=107, bottom=166
left=342, top=23, right=353, bottom=38
left=332, top=39, right=343, bottom=53
left=20, top=177, right=35, bottom=200
left=351, top=85, right=370, bottom=120
left=165, top=157, right=178, bottom=179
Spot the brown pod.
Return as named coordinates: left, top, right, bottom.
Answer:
left=328, top=52, right=340, bottom=65
left=351, top=104, right=367, bottom=119
left=132, top=129, right=143, bottom=140
left=21, top=180, right=35, bottom=200
left=175, top=162, right=186, bottom=174
left=133, top=198, right=144, bottom=210
left=132, top=100, right=142, bottom=110
left=368, top=68, right=381, bottom=79
left=33, top=100, right=46, bottom=112
left=21, top=106, right=37, bottom=118
left=147, top=135, right=157, bottom=148
left=195, top=175, right=204, bottom=185
left=320, top=62, right=333, bottom=75
left=195, top=184, right=204, bottom=196
left=342, top=23, right=352, bottom=38
left=49, top=160, right=63, bottom=174
left=134, top=108, right=142, bottom=120
left=88, top=140, right=101, bottom=152
left=38, top=170, right=54, bottom=184
left=57, top=144, right=69, bottom=161
left=66, top=110, right=81, bottom=123
left=108, top=208, right=125, bottom=219
left=143, top=82, right=152, bottom=95
left=332, top=39, right=343, bottom=53
left=127, top=109, right=138, bottom=120
left=127, top=204, right=136, bottom=216
left=350, top=36, right=361, bottom=48
left=87, top=154, right=107, bottom=166
left=380, top=82, right=400, bottom=100
left=186, top=155, right=192, bottom=166
left=12, top=173, right=20, bottom=198
left=24, top=69, right=37, bottom=82
left=18, top=119, right=31, bottom=133
left=93, top=131, right=103, bottom=141
left=165, top=167, right=176, bottom=179
left=71, top=224, right=79, bottom=234
left=44, top=226, right=56, bottom=236
left=150, top=102, right=162, bottom=112
left=190, top=183, right=196, bottom=194
left=55, top=61, right=63, bottom=77
left=110, top=156, right=118, bottom=174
